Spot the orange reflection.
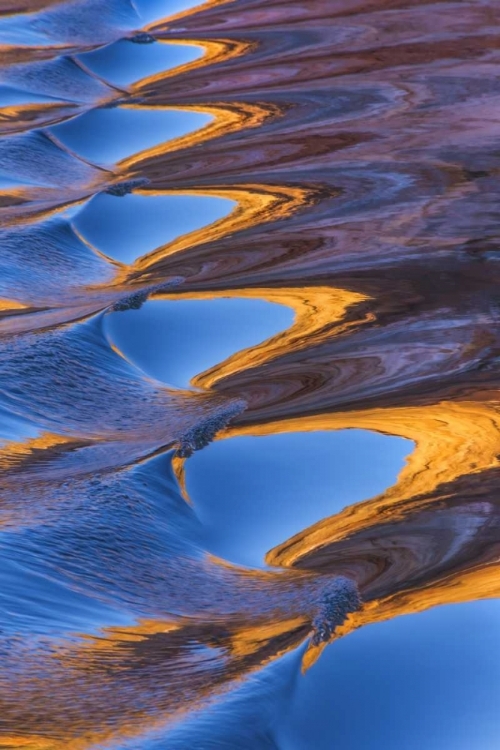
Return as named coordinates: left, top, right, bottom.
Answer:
left=0, top=298, right=26, bottom=311
left=3, top=613, right=309, bottom=750
left=0, top=102, right=79, bottom=134
left=130, top=183, right=314, bottom=272
left=227, top=401, right=500, bottom=565
left=212, top=401, right=500, bottom=565
left=304, top=563, right=500, bottom=671
left=122, top=99, right=279, bottom=171
left=218, top=401, right=500, bottom=669
left=133, top=39, right=253, bottom=98
left=0, top=431, right=80, bottom=473
left=151, top=285, right=369, bottom=388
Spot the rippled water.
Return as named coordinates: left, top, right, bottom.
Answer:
left=1, top=0, right=499, bottom=748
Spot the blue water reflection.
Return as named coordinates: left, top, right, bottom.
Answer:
left=141, top=600, right=500, bottom=749
left=79, top=39, right=203, bottom=87
left=0, top=404, right=39, bottom=445
left=73, top=192, right=233, bottom=263
left=105, top=297, right=293, bottom=387
left=51, top=106, right=211, bottom=165
left=281, top=600, right=500, bottom=750
left=0, top=85, right=63, bottom=106
left=185, top=430, right=411, bottom=566
left=117, top=645, right=303, bottom=750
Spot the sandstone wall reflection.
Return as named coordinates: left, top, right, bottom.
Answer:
left=0, top=0, right=499, bottom=747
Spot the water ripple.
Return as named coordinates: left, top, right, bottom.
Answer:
left=1, top=0, right=499, bottom=748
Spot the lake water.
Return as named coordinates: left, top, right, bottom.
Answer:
left=0, top=0, right=499, bottom=748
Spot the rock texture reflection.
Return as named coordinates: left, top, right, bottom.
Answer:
left=0, top=0, right=499, bottom=747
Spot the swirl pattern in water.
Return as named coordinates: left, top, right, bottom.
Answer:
left=0, top=0, right=499, bottom=748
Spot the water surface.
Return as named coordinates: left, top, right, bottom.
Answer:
left=0, top=0, right=499, bottom=748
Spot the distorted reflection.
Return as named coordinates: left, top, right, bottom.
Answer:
left=105, top=297, right=293, bottom=388
left=281, top=601, right=500, bottom=750
left=79, top=39, right=204, bottom=87
left=1, top=0, right=499, bottom=747
left=72, top=192, right=234, bottom=263
left=185, top=430, right=410, bottom=566
left=51, top=106, right=211, bottom=165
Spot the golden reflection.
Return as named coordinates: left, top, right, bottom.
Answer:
left=339, top=563, right=500, bottom=639
left=152, top=285, right=369, bottom=388
left=0, top=431, right=78, bottom=472
left=131, top=183, right=315, bottom=272
left=2, top=614, right=307, bottom=750
left=133, top=39, right=254, bottom=97
left=66, top=615, right=305, bottom=663
left=0, top=102, right=78, bottom=134
left=122, top=99, right=280, bottom=171
left=172, top=452, right=190, bottom=502
left=303, top=563, right=500, bottom=671
left=217, top=399, right=500, bottom=669
left=0, top=739, right=55, bottom=749
left=0, top=187, right=30, bottom=213
left=151, top=275, right=499, bottom=652
left=0, top=298, right=26, bottom=310
left=165, top=396, right=499, bottom=670
left=234, top=401, right=500, bottom=566
left=69, top=618, right=182, bottom=655
left=229, top=616, right=307, bottom=658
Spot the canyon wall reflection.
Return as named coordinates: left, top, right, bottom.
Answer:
left=0, top=0, right=499, bottom=748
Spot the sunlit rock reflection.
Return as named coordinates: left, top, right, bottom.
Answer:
left=0, top=0, right=499, bottom=747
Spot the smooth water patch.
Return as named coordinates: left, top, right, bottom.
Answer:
left=185, top=430, right=410, bottom=567
left=105, top=297, right=293, bottom=388
left=51, top=106, right=211, bottom=165
left=73, top=192, right=233, bottom=263
left=79, top=39, right=204, bottom=87
left=280, top=600, right=500, bottom=750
